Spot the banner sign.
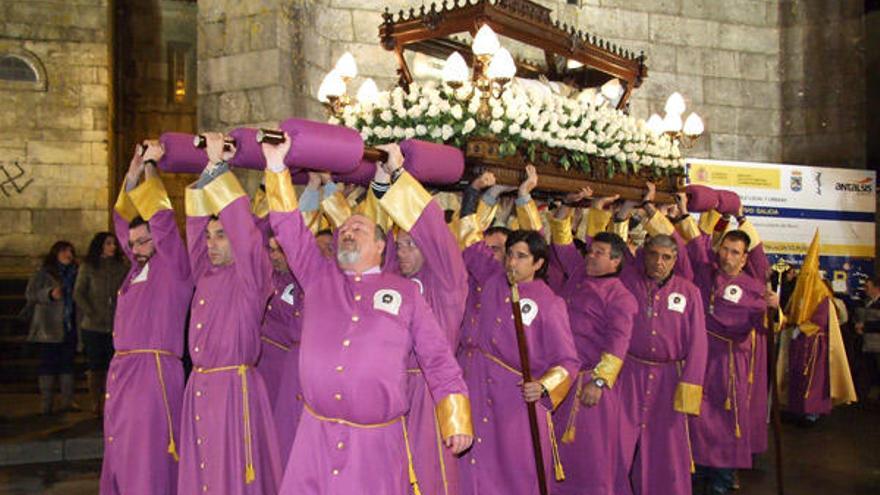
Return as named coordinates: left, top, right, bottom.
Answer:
left=686, top=158, right=876, bottom=295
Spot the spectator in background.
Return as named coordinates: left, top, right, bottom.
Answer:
left=74, top=232, right=129, bottom=415
left=25, top=240, right=79, bottom=415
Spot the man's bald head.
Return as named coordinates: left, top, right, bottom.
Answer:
left=336, top=214, right=386, bottom=272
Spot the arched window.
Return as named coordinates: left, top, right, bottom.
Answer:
left=0, top=55, right=38, bottom=82
left=0, top=49, right=47, bottom=91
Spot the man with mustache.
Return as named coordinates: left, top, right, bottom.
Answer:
left=261, top=135, right=473, bottom=495
left=177, top=132, right=282, bottom=495
left=102, top=142, right=192, bottom=495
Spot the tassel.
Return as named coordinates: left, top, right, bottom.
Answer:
left=167, top=438, right=179, bottom=462
left=245, top=464, right=256, bottom=484
left=402, top=417, right=421, bottom=495
left=725, top=398, right=731, bottom=411
left=409, top=462, right=422, bottom=495
left=547, top=411, right=566, bottom=482
left=735, top=423, right=741, bottom=439
left=690, top=460, right=696, bottom=474
left=561, top=372, right=584, bottom=444
left=561, top=425, right=576, bottom=444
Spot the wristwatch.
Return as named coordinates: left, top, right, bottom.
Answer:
left=592, top=377, right=607, bottom=389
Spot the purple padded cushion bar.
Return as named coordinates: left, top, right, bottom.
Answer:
left=334, top=159, right=376, bottom=186
left=399, top=139, right=464, bottom=185
left=158, top=133, right=207, bottom=174
left=279, top=119, right=363, bottom=174
left=685, top=184, right=719, bottom=213
left=228, top=128, right=266, bottom=170
left=715, top=190, right=742, bottom=216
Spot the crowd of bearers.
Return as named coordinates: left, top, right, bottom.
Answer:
left=77, top=127, right=864, bottom=495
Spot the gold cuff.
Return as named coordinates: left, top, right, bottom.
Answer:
left=355, top=190, right=393, bottom=232
left=586, top=208, right=612, bottom=238
left=609, top=219, right=629, bottom=242
left=592, top=353, right=624, bottom=388
left=698, top=209, right=722, bottom=235
left=539, top=366, right=573, bottom=410
left=265, top=169, right=298, bottom=213
left=674, top=382, right=703, bottom=415
left=202, top=171, right=246, bottom=213
left=380, top=171, right=432, bottom=232
left=549, top=213, right=573, bottom=246
left=645, top=210, right=674, bottom=236
left=737, top=220, right=762, bottom=251
left=251, top=187, right=269, bottom=219
left=458, top=214, right=482, bottom=249
left=129, top=176, right=172, bottom=221
left=321, top=191, right=352, bottom=229
left=301, top=209, right=321, bottom=235
left=476, top=199, right=499, bottom=232
left=516, top=201, right=542, bottom=231
left=676, top=216, right=702, bottom=242
left=114, top=188, right=138, bottom=223
left=185, top=186, right=212, bottom=218
left=436, top=393, right=474, bottom=439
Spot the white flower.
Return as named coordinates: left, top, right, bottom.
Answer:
left=328, top=116, right=341, bottom=125
left=489, top=120, right=505, bottom=134
left=462, top=118, right=476, bottom=134
left=416, top=124, right=427, bottom=136
left=393, top=127, right=405, bottom=139
left=451, top=105, right=463, bottom=120
left=491, top=105, right=504, bottom=120
left=430, top=126, right=442, bottom=139
left=380, top=110, right=393, bottom=123
left=615, top=152, right=627, bottom=163
left=441, top=124, right=454, bottom=141
left=427, top=106, right=440, bottom=118
left=509, top=123, right=521, bottom=135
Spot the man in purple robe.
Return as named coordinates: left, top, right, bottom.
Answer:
left=547, top=192, right=638, bottom=495
left=373, top=145, right=470, bottom=495
left=261, top=135, right=473, bottom=495
left=178, top=133, right=282, bottom=495
left=616, top=227, right=708, bottom=495
left=102, top=143, right=192, bottom=495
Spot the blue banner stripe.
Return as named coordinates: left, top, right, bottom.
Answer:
left=743, top=205, right=875, bottom=222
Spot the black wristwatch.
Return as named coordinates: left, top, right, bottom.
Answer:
left=592, top=377, right=607, bottom=389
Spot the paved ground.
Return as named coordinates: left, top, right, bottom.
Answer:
left=0, top=395, right=878, bottom=494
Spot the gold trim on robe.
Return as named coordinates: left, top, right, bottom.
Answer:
left=585, top=207, right=612, bottom=237
left=129, top=176, right=173, bottom=220
left=737, top=219, right=762, bottom=251
left=435, top=393, right=474, bottom=439
left=476, top=199, right=499, bottom=232
left=265, top=169, right=299, bottom=213
left=185, top=186, right=213, bottom=218
left=201, top=171, right=246, bottom=213
left=355, top=189, right=393, bottom=232
left=608, top=219, right=629, bottom=242
left=321, top=191, right=353, bottom=229
left=592, top=352, right=624, bottom=388
left=516, top=200, right=542, bottom=231
left=380, top=171, right=433, bottom=232
left=674, top=382, right=703, bottom=415
left=457, top=214, right=483, bottom=249
left=250, top=187, right=269, bottom=219
left=538, top=366, right=573, bottom=410
left=549, top=212, right=573, bottom=245
left=676, top=216, right=702, bottom=242
left=114, top=187, right=139, bottom=222
left=698, top=209, right=722, bottom=235
left=644, top=210, right=675, bottom=236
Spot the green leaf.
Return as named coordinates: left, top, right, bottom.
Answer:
left=560, top=156, right=570, bottom=170
left=541, top=151, right=551, bottom=163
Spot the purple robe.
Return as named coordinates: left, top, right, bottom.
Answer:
left=686, top=234, right=767, bottom=469
left=786, top=299, right=832, bottom=415
left=551, top=241, right=637, bottom=495
left=257, top=270, right=305, bottom=463
left=179, top=175, right=282, bottom=495
left=745, top=243, right=771, bottom=454
left=102, top=179, right=192, bottom=495
left=380, top=175, right=469, bottom=495
left=266, top=169, right=471, bottom=495
left=617, top=260, right=707, bottom=495
left=458, top=241, right=580, bottom=495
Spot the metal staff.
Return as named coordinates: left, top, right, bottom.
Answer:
left=769, top=258, right=790, bottom=495
left=508, top=275, right=549, bottom=495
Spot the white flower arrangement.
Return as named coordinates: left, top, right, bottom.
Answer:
left=335, top=80, right=685, bottom=177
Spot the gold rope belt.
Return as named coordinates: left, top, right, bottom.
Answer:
left=626, top=353, right=675, bottom=367
left=194, top=364, right=256, bottom=484
left=707, top=331, right=742, bottom=439
left=803, top=332, right=825, bottom=400
left=476, top=348, right=565, bottom=481
left=303, top=402, right=422, bottom=494
left=260, top=335, right=299, bottom=352
left=113, top=349, right=179, bottom=461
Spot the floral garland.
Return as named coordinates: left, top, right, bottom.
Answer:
left=329, top=80, right=685, bottom=178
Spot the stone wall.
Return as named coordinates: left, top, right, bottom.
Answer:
left=0, top=0, right=110, bottom=275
